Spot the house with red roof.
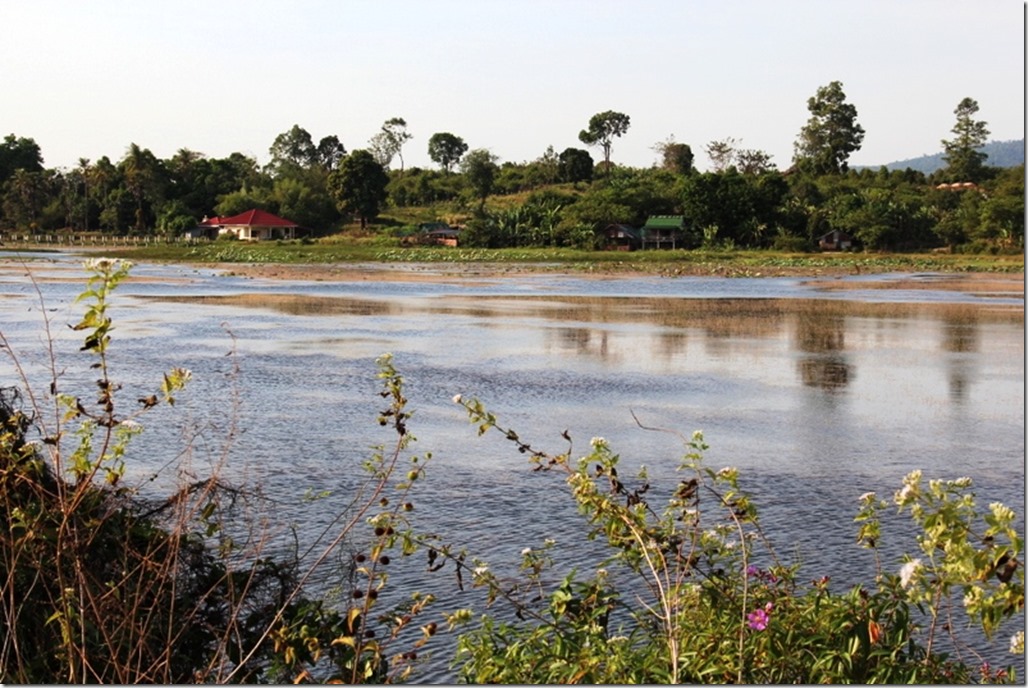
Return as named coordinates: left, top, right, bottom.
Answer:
left=194, top=209, right=299, bottom=241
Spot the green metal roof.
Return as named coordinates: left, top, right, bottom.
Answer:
left=642, top=215, right=685, bottom=229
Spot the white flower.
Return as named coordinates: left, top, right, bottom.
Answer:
left=963, top=587, right=983, bottom=609
left=858, top=491, right=876, bottom=503
left=452, top=394, right=462, bottom=404
left=590, top=436, right=607, bottom=448
left=521, top=547, right=532, bottom=556
left=84, top=257, right=131, bottom=272
left=596, top=568, right=608, bottom=578
left=717, top=466, right=738, bottom=480
left=473, top=565, right=489, bottom=576
left=1010, top=630, right=1024, bottom=655
left=543, top=538, right=555, bottom=547
left=895, top=470, right=922, bottom=504
left=84, top=257, right=113, bottom=271
left=899, top=559, right=922, bottom=588
left=990, top=502, right=1016, bottom=523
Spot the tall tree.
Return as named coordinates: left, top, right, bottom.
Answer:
left=793, top=81, right=865, bottom=175
left=461, top=148, right=499, bottom=211
left=119, top=143, right=164, bottom=232
left=663, top=143, right=694, bottom=175
left=2, top=168, right=51, bottom=229
left=0, top=134, right=44, bottom=186
left=941, top=97, right=990, bottom=183
left=653, top=136, right=694, bottom=175
left=558, top=148, right=594, bottom=183
left=705, top=137, right=738, bottom=173
left=735, top=148, right=776, bottom=175
left=427, top=132, right=468, bottom=173
left=76, top=158, right=92, bottom=231
left=327, top=150, right=389, bottom=230
left=315, top=135, right=347, bottom=171
left=369, top=118, right=413, bottom=172
left=224, top=152, right=264, bottom=189
left=578, top=110, right=631, bottom=173
left=268, top=125, right=317, bottom=176
left=535, top=145, right=560, bottom=185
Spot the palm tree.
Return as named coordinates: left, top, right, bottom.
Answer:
left=120, top=143, right=162, bottom=233
left=77, top=158, right=91, bottom=232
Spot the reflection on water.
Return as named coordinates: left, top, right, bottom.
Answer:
left=795, top=311, right=852, bottom=390
left=942, top=311, right=980, bottom=403
left=150, top=293, right=1020, bottom=408
left=0, top=256, right=1023, bottom=681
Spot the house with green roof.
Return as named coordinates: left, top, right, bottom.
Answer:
left=639, top=215, right=687, bottom=249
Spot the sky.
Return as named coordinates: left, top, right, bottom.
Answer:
left=2, top=0, right=1024, bottom=173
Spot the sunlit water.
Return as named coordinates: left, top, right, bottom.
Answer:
left=1, top=252, right=1024, bottom=681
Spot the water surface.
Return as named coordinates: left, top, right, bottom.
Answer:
left=1, top=252, right=1023, bottom=679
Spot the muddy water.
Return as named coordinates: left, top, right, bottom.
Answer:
left=1, top=253, right=1024, bottom=679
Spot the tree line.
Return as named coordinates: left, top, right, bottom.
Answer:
left=0, top=82, right=1022, bottom=252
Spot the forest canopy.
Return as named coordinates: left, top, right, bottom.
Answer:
left=0, top=86, right=1023, bottom=254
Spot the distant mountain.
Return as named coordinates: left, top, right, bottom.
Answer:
left=873, top=139, right=1024, bottom=173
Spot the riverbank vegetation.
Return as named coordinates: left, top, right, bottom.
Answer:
left=1, top=259, right=1023, bottom=683
left=1, top=87, right=1023, bottom=261
left=114, top=242, right=1025, bottom=277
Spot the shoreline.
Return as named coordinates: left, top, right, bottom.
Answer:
left=2, top=249, right=1024, bottom=297
left=211, top=261, right=1025, bottom=297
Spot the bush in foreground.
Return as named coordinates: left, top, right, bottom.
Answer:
left=447, top=402, right=1024, bottom=683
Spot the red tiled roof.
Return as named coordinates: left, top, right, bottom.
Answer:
left=216, top=209, right=298, bottom=227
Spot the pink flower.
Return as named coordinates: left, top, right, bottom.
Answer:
left=747, top=602, right=773, bottom=631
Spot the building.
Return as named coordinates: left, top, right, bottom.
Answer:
left=601, top=223, right=642, bottom=251
left=817, top=229, right=854, bottom=251
left=417, top=221, right=460, bottom=247
left=194, top=209, right=300, bottom=241
left=639, top=216, right=686, bottom=249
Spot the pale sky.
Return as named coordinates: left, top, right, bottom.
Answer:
left=2, top=0, right=1023, bottom=173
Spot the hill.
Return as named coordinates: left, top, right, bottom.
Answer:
left=873, top=139, right=1024, bottom=173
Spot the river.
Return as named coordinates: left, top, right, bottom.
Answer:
left=0, top=251, right=1023, bottom=681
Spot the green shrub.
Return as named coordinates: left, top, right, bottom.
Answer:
left=771, top=232, right=813, bottom=253
left=448, top=398, right=1024, bottom=683
left=0, top=260, right=443, bottom=683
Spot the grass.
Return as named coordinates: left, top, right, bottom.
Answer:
left=92, top=237, right=1025, bottom=276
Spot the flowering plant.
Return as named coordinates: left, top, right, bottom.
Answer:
left=451, top=397, right=1024, bottom=684
left=747, top=602, right=773, bottom=631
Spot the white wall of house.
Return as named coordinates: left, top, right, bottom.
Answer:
left=217, top=225, right=296, bottom=241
